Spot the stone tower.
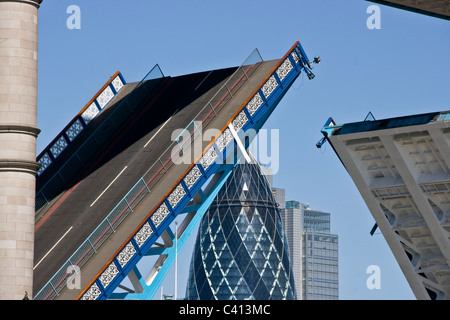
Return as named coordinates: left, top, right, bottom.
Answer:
left=0, top=0, right=42, bottom=299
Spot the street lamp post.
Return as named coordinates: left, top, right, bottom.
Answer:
left=175, top=221, right=178, bottom=300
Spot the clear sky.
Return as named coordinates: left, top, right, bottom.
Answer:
left=36, top=0, right=450, bottom=299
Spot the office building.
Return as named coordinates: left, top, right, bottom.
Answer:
left=272, top=188, right=286, bottom=210
left=280, top=199, right=338, bottom=299
left=185, top=157, right=296, bottom=300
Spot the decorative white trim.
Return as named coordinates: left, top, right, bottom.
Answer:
left=168, top=184, right=187, bottom=208
left=97, top=86, right=114, bottom=109
left=151, top=203, right=170, bottom=228
left=276, top=57, right=293, bottom=81
left=117, top=242, right=137, bottom=268
left=134, top=222, right=154, bottom=247
left=66, top=118, right=84, bottom=142
left=37, top=153, right=52, bottom=175
left=200, top=147, right=218, bottom=170
left=216, top=128, right=233, bottom=152
left=99, top=262, right=119, bottom=288
left=291, top=51, right=300, bottom=64
left=261, top=75, right=278, bottom=99
left=232, top=111, right=248, bottom=133
left=50, top=135, right=68, bottom=158
left=81, top=282, right=102, bottom=300
left=246, top=93, right=264, bottom=116
left=228, top=123, right=251, bottom=163
left=112, top=75, right=124, bottom=93
left=184, top=165, right=202, bottom=189
left=81, top=102, right=100, bottom=125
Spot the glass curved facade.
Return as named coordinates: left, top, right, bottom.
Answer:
left=185, top=159, right=296, bottom=300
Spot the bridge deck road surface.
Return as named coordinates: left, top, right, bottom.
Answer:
left=33, top=59, right=279, bottom=299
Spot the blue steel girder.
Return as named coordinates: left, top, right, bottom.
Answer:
left=77, top=41, right=314, bottom=300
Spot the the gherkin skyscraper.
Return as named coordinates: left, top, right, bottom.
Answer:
left=185, top=157, right=296, bottom=300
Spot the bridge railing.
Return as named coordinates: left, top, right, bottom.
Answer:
left=34, top=49, right=264, bottom=300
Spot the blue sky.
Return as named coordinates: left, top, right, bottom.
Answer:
left=36, top=0, right=450, bottom=299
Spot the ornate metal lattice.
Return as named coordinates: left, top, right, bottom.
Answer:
left=112, top=75, right=124, bottom=93
left=291, top=50, right=300, bottom=64
left=167, top=184, right=187, bottom=209
left=151, top=203, right=170, bottom=228
left=80, top=283, right=102, bottom=300
left=216, top=128, right=233, bottom=152
left=246, top=93, right=264, bottom=116
left=183, top=165, right=202, bottom=189
left=117, top=242, right=137, bottom=268
left=66, top=119, right=84, bottom=142
left=99, top=262, right=120, bottom=289
left=200, top=147, right=218, bottom=170
left=50, top=136, right=68, bottom=158
left=134, top=222, right=154, bottom=248
left=276, top=57, right=293, bottom=81
left=81, top=102, right=100, bottom=125
left=37, top=153, right=52, bottom=175
left=97, top=86, right=114, bottom=109
left=232, top=111, right=248, bottom=133
left=261, top=75, right=278, bottom=99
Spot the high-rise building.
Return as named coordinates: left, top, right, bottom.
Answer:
left=272, top=188, right=286, bottom=210
left=185, top=157, right=296, bottom=300
left=280, top=199, right=338, bottom=300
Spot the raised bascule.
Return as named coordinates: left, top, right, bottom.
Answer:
left=367, top=0, right=450, bottom=21
left=32, top=41, right=317, bottom=300
left=319, top=113, right=450, bottom=300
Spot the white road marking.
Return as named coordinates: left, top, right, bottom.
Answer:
left=144, top=116, right=173, bottom=148
left=33, top=226, right=73, bottom=270
left=90, top=166, right=128, bottom=207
